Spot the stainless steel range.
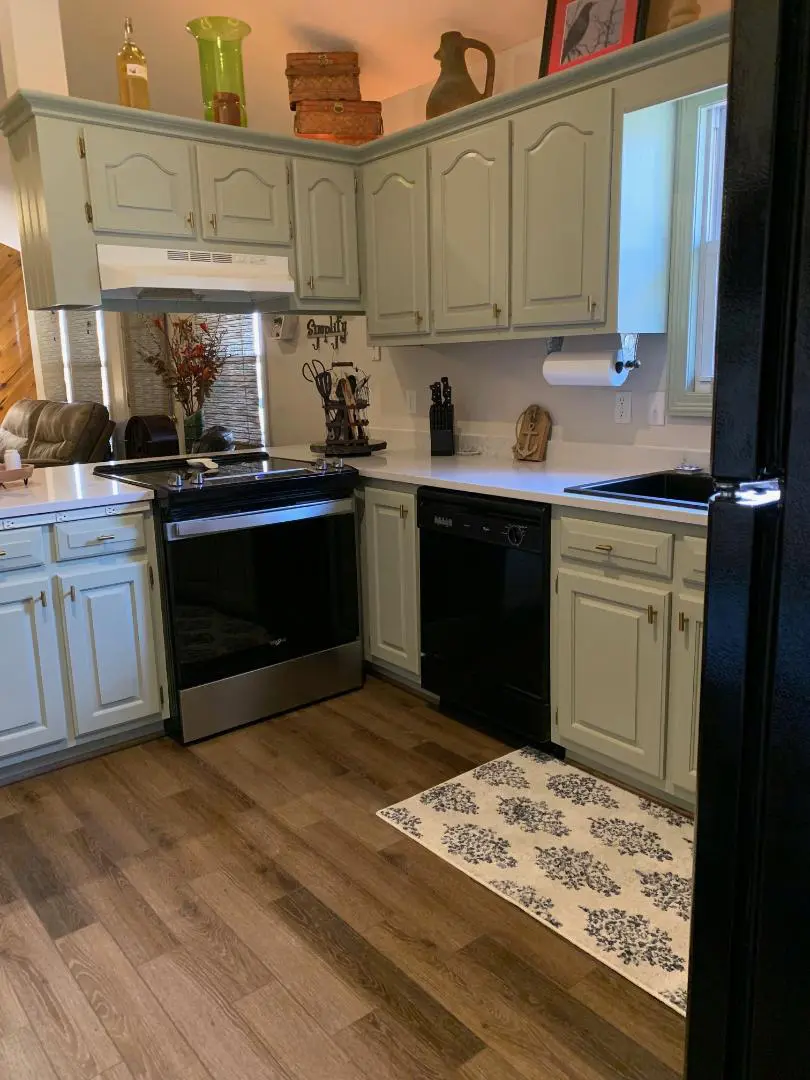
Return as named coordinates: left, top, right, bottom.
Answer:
left=95, top=452, right=362, bottom=743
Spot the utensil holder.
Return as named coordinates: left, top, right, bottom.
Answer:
left=430, top=404, right=455, bottom=456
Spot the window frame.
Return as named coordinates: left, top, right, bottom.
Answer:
left=666, top=85, right=728, bottom=417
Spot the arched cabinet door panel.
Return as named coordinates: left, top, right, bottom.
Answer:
left=83, top=126, right=196, bottom=237
left=197, top=144, right=290, bottom=245
left=430, top=120, right=509, bottom=333
left=292, top=159, right=360, bottom=300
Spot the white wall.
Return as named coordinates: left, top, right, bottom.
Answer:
left=265, top=317, right=711, bottom=456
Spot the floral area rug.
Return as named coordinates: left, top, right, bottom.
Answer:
left=378, top=748, right=694, bottom=1015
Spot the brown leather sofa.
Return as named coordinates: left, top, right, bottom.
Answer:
left=0, top=400, right=115, bottom=466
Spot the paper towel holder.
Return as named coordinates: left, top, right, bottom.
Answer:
left=546, top=332, right=641, bottom=374
left=614, top=333, right=641, bottom=374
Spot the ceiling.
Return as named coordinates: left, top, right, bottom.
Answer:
left=57, top=0, right=550, bottom=134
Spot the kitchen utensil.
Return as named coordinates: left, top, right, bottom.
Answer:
left=302, top=359, right=332, bottom=402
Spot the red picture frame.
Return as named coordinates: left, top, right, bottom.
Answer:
left=539, top=0, right=650, bottom=77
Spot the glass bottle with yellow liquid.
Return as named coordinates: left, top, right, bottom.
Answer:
left=116, top=17, right=150, bottom=109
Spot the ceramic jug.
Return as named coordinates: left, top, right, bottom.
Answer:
left=426, top=31, right=495, bottom=120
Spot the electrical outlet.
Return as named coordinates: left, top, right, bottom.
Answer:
left=406, top=389, right=418, bottom=415
left=370, top=345, right=382, bottom=363
left=648, top=391, right=666, bottom=426
left=614, top=392, right=632, bottom=424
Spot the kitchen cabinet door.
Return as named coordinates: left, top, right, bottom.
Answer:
left=197, top=144, right=290, bottom=245
left=431, top=120, right=510, bottom=332
left=667, top=593, right=704, bottom=794
left=58, top=560, right=160, bottom=736
left=292, top=158, right=360, bottom=300
left=364, top=147, right=430, bottom=336
left=512, top=87, right=612, bottom=327
left=556, top=569, right=670, bottom=778
left=0, top=575, right=68, bottom=758
left=363, top=487, right=420, bottom=675
left=83, top=126, right=196, bottom=238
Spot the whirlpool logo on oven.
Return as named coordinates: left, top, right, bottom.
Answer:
left=433, top=515, right=453, bottom=528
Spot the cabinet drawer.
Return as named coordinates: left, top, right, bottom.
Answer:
left=0, top=527, right=46, bottom=573
left=559, top=516, right=673, bottom=578
left=55, top=516, right=146, bottom=561
left=680, top=535, right=707, bottom=586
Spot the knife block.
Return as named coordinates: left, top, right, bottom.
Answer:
left=429, top=404, right=455, bottom=456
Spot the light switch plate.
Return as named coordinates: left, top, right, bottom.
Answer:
left=648, top=391, right=666, bottom=426
left=614, top=392, right=631, bottom=424
left=406, top=390, right=418, bottom=414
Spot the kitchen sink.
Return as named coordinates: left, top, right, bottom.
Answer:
left=565, top=470, right=714, bottom=509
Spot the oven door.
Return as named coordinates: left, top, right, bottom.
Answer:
left=163, top=498, right=359, bottom=695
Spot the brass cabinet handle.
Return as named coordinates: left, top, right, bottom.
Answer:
left=594, top=544, right=613, bottom=553
left=186, top=210, right=195, bottom=230
left=0, top=550, right=6, bottom=558
left=38, top=590, right=47, bottom=608
left=414, top=310, right=423, bottom=325
left=67, top=585, right=77, bottom=603
left=307, top=275, right=315, bottom=291
left=209, top=212, right=217, bottom=233
left=647, top=605, right=658, bottom=626
left=493, top=303, right=502, bottom=320
left=96, top=534, right=116, bottom=542
left=678, top=611, right=689, bottom=633
left=399, top=504, right=409, bottom=520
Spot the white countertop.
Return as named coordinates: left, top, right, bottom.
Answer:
left=0, top=463, right=153, bottom=520
left=0, top=449, right=709, bottom=526
left=274, top=445, right=710, bottom=526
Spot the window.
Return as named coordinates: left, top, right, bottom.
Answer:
left=121, top=312, right=268, bottom=446
left=32, top=310, right=111, bottom=411
left=666, top=87, right=728, bottom=416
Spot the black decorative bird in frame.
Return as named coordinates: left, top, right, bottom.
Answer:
left=539, top=0, right=650, bottom=77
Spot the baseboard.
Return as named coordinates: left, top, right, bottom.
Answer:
left=0, top=721, right=165, bottom=786
left=365, top=659, right=437, bottom=702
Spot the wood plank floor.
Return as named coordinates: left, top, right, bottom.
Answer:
left=0, top=678, right=685, bottom=1080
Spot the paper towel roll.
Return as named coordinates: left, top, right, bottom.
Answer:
left=542, top=353, right=629, bottom=387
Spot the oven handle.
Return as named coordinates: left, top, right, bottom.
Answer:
left=164, top=498, right=354, bottom=540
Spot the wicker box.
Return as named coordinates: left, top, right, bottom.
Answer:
left=294, top=99, right=383, bottom=145
left=285, top=51, right=361, bottom=110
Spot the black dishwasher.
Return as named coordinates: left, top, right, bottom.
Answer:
left=418, top=487, right=551, bottom=745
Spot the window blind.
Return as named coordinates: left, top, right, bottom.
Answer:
left=63, top=312, right=104, bottom=403
left=200, top=313, right=264, bottom=446
left=120, top=313, right=173, bottom=416
left=31, top=311, right=66, bottom=401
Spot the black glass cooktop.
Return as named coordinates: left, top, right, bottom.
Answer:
left=94, top=451, right=350, bottom=493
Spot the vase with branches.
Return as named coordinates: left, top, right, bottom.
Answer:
left=137, top=315, right=227, bottom=449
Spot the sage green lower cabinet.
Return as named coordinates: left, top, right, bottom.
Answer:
left=196, top=144, right=290, bottom=246
left=0, top=574, right=68, bottom=757
left=57, top=559, right=161, bottom=737
left=430, top=120, right=510, bottom=333
left=511, top=87, right=612, bottom=327
left=83, top=125, right=196, bottom=238
left=363, top=147, right=430, bottom=336
left=292, top=158, right=360, bottom=300
left=556, top=568, right=671, bottom=779
left=667, top=592, right=704, bottom=794
left=362, top=486, right=420, bottom=676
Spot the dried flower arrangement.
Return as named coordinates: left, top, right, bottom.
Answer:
left=137, top=315, right=227, bottom=418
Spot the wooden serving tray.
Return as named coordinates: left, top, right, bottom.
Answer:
left=0, top=465, right=34, bottom=487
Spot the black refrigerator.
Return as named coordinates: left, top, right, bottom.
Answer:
left=687, top=0, right=810, bottom=1077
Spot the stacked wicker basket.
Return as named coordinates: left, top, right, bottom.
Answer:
left=286, top=51, right=383, bottom=145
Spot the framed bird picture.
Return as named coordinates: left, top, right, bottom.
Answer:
left=539, top=0, right=650, bottom=76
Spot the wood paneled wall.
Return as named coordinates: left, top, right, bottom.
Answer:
left=0, top=244, right=35, bottom=424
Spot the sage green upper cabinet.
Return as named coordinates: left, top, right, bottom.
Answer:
left=83, top=126, right=196, bottom=238
left=512, top=88, right=612, bottom=327
left=292, top=158, right=360, bottom=300
left=430, top=120, right=510, bottom=333
left=196, top=145, right=290, bottom=246
left=363, top=148, right=430, bottom=336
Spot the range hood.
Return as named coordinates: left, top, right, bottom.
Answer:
left=97, top=244, right=296, bottom=310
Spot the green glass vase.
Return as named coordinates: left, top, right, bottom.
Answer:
left=183, top=410, right=204, bottom=452
left=186, top=16, right=251, bottom=127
